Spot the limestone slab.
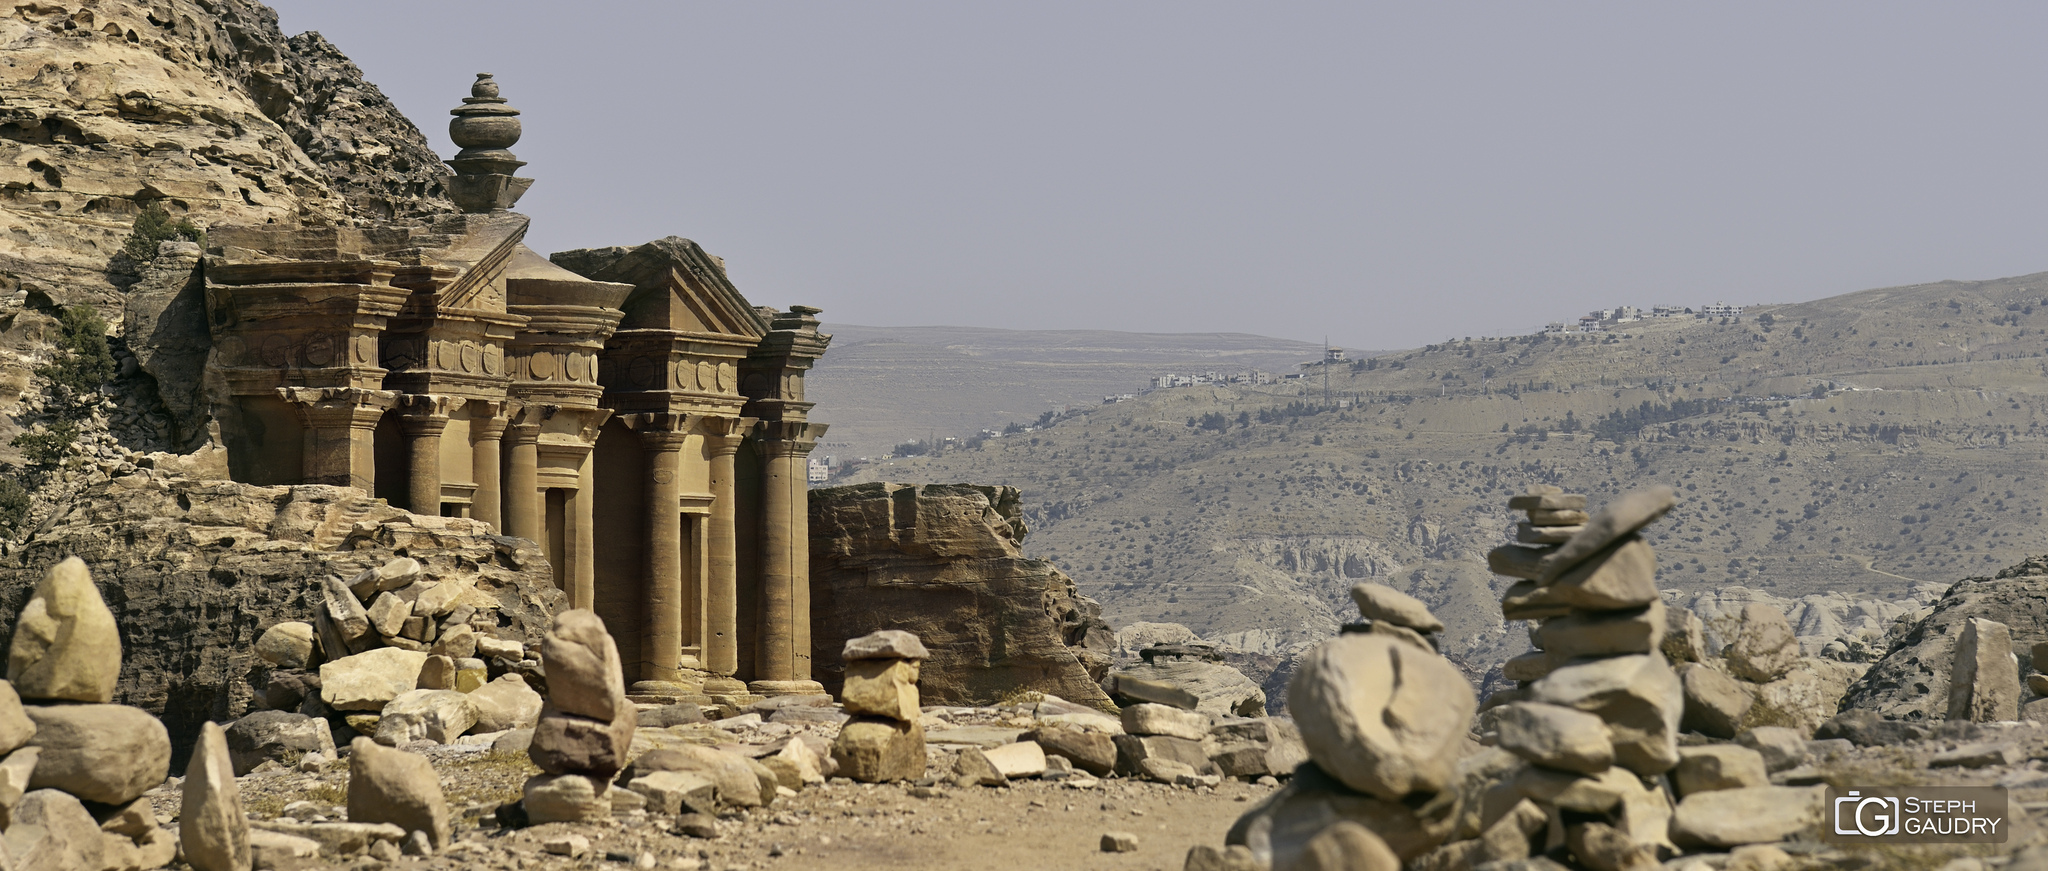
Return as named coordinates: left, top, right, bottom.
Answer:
left=1349, top=583, right=1443, bottom=633
left=181, top=721, right=250, bottom=871
left=320, top=648, right=430, bottom=712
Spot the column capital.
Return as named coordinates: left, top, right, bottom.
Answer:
left=698, top=415, right=755, bottom=456
left=505, top=421, right=543, bottom=446
left=277, top=387, right=397, bottom=428
left=753, top=420, right=828, bottom=458
left=572, top=408, right=614, bottom=445
left=397, top=393, right=464, bottom=436
left=624, top=412, right=695, bottom=451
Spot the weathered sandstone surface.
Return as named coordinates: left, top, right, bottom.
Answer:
left=0, top=0, right=452, bottom=311
left=809, top=483, right=1116, bottom=709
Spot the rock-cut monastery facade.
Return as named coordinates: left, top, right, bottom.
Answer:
left=200, top=74, right=830, bottom=697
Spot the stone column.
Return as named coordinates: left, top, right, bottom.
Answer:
left=566, top=452, right=595, bottom=610
left=504, top=408, right=546, bottom=542
left=561, top=410, right=608, bottom=612
left=752, top=420, right=825, bottom=692
left=278, top=387, right=397, bottom=493
left=701, top=416, right=748, bottom=685
left=630, top=413, right=692, bottom=683
left=398, top=395, right=462, bottom=517
left=469, top=401, right=510, bottom=531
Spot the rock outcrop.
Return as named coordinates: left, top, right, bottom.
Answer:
left=1840, top=555, right=2048, bottom=720
left=809, top=483, right=1116, bottom=709
left=0, top=0, right=453, bottom=312
left=0, top=470, right=562, bottom=758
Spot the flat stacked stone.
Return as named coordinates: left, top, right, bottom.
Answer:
left=521, top=610, right=637, bottom=823
left=1475, top=486, right=1684, bottom=870
left=830, top=630, right=928, bottom=783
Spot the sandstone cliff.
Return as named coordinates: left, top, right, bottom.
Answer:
left=0, top=0, right=452, bottom=310
left=1838, top=554, right=2048, bottom=720
left=809, top=483, right=1117, bottom=709
left=0, top=462, right=561, bottom=752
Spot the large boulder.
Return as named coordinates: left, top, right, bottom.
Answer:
left=830, top=716, right=926, bottom=783
left=346, top=738, right=449, bottom=850
left=24, top=704, right=171, bottom=805
left=809, top=484, right=1115, bottom=708
left=7, top=558, right=121, bottom=704
left=1287, top=634, right=1475, bottom=801
left=467, top=675, right=543, bottom=733
left=320, top=649, right=429, bottom=713
left=1225, top=763, right=1456, bottom=867
left=224, top=711, right=335, bottom=776
left=1948, top=617, right=2020, bottom=723
left=374, top=690, right=477, bottom=745
left=1723, top=604, right=1800, bottom=683
left=1109, top=657, right=1267, bottom=718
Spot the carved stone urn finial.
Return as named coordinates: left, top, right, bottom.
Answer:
left=445, top=73, right=532, bottom=213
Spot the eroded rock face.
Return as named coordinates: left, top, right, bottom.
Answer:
left=809, top=483, right=1115, bottom=708
left=1842, top=560, right=2048, bottom=720
left=0, top=473, right=562, bottom=761
left=0, top=0, right=454, bottom=313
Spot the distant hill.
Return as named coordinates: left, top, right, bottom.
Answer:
left=805, top=324, right=1346, bottom=460
left=837, top=271, right=2048, bottom=681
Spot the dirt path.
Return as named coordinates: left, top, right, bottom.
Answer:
left=464, top=776, right=1265, bottom=871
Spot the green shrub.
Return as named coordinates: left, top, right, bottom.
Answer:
left=11, top=419, right=79, bottom=466
left=120, top=201, right=202, bottom=262
left=0, top=476, right=27, bottom=535
left=37, top=305, right=114, bottom=406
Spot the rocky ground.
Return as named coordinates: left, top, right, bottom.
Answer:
left=204, top=745, right=1259, bottom=871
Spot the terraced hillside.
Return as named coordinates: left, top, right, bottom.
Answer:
left=833, top=271, right=2048, bottom=678
left=804, top=325, right=1332, bottom=461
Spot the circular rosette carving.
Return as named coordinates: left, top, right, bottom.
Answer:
left=528, top=351, right=556, bottom=380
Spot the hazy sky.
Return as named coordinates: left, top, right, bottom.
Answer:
left=267, top=2, right=2048, bottom=351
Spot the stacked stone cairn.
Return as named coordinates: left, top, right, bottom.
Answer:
left=1196, top=582, right=1476, bottom=871
left=830, top=630, right=929, bottom=783
left=1483, top=485, right=1825, bottom=866
left=252, top=555, right=542, bottom=752
left=520, top=610, right=639, bottom=823
left=0, top=557, right=191, bottom=871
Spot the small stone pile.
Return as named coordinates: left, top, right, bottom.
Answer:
left=830, top=630, right=929, bottom=783
left=1113, top=703, right=1221, bottom=785
left=522, top=610, right=639, bottom=823
left=256, top=555, right=531, bottom=730
left=2, top=557, right=185, bottom=871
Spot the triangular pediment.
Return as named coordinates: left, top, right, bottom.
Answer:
left=550, top=237, right=766, bottom=340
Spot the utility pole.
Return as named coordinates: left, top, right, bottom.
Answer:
left=1323, top=336, right=1330, bottom=408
